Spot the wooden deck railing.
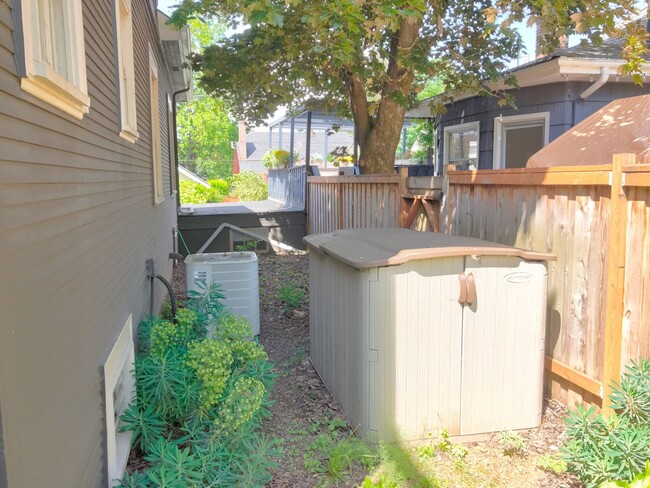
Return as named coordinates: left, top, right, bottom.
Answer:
left=445, top=156, right=650, bottom=411
left=268, top=166, right=307, bottom=205
left=307, top=175, right=400, bottom=234
left=307, top=170, right=444, bottom=234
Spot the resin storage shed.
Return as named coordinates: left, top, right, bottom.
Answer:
left=305, top=229, right=553, bottom=444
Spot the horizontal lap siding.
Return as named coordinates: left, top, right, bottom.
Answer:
left=0, top=1, right=177, bottom=487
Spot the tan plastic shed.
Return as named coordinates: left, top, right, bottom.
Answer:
left=305, top=229, right=553, bottom=443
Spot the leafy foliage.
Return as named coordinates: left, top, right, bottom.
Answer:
left=601, top=462, right=650, bottom=488
left=303, top=419, right=375, bottom=483
left=262, top=149, right=291, bottom=169
left=536, top=454, right=567, bottom=475
left=179, top=179, right=230, bottom=205
left=229, top=171, right=268, bottom=201
left=119, top=403, right=167, bottom=453
left=119, top=284, right=279, bottom=486
left=177, top=17, right=238, bottom=181
left=499, top=430, right=526, bottom=456
left=187, top=339, right=234, bottom=408
left=562, top=358, right=650, bottom=487
left=169, top=0, right=647, bottom=173
left=277, top=283, right=305, bottom=313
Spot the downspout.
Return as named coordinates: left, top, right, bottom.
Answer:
left=172, top=86, right=191, bottom=209
left=580, top=67, right=609, bottom=99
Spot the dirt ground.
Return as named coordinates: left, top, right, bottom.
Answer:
left=173, top=252, right=582, bottom=488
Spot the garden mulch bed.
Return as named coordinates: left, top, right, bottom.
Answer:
left=173, top=252, right=582, bottom=487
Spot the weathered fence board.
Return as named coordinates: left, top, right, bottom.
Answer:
left=308, top=175, right=400, bottom=234
left=446, top=162, right=650, bottom=409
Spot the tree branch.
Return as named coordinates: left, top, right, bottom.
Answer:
left=345, top=72, right=371, bottom=146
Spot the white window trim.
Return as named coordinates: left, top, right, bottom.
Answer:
left=149, top=45, right=164, bottom=204
left=492, top=112, right=550, bottom=169
left=115, top=0, right=138, bottom=142
left=443, top=121, right=480, bottom=172
left=20, top=0, right=90, bottom=119
left=104, top=315, right=135, bottom=488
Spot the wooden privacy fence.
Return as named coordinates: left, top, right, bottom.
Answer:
left=307, top=170, right=443, bottom=234
left=267, top=166, right=307, bottom=205
left=445, top=155, right=650, bottom=411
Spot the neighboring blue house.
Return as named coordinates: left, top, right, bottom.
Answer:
left=409, top=37, right=650, bottom=173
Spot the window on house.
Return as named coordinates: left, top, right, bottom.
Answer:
left=115, top=0, right=138, bottom=142
left=149, top=46, right=164, bottom=204
left=443, top=122, right=480, bottom=171
left=20, top=0, right=90, bottom=118
left=104, top=315, right=135, bottom=487
left=493, top=113, right=549, bottom=169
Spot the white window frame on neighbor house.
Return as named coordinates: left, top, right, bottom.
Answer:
left=20, top=0, right=90, bottom=119
left=115, top=0, right=138, bottom=142
left=104, top=315, right=135, bottom=488
left=149, top=45, right=164, bottom=204
left=443, top=121, right=480, bottom=172
left=492, top=112, right=550, bottom=169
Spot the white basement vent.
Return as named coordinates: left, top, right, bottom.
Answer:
left=104, top=315, right=135, bottom=487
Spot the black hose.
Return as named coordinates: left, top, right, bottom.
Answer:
left=149, top=276, right=155, bottom=316
left=155, top=274, right=178, bottom=322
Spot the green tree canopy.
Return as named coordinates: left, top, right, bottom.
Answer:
left=177, top=18, right=238, bottom=180
left=171, top=0, right=648, bottom=173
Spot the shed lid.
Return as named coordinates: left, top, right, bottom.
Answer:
left=304, top=229, right=554, bottom=269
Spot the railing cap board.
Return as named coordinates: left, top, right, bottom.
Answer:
left=308, top=175, right=399, bottom=183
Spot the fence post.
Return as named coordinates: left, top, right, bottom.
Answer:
left=398, top=167, right=409, bottom=227
left=602, top=153, right=634, bottom=415
left=337, top=181, right=343, bottom=230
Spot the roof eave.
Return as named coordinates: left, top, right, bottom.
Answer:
left=408, top=57, right=650, bottom=117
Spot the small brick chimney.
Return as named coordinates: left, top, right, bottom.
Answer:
left=238, top=121, right=247, bottom=160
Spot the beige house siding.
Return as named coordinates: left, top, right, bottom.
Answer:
left=0, top=0, right=178, bottom=486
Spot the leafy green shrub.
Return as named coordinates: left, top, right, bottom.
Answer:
left=536, top=454, right=567, bottom=475
left=304, top=430, right=375, bottom=482
left=186, top=339, right=234, bottom=408
left=136, top=350, right=202, bottom=422
left=214, top=314, right=253, bottom=341
left=262, top=149, right=290, bottom=169
left=601, top=461, right=650, bottom=487
left=328, top=146, right=355, bottom=166
left=179, top=180, right=228, bottom=205
left=499, top=430, right=525, bottom=456
left=277, top=283, right=305, bottom=312
left=207, top=178, right=230, bottom=197
left=119, top=285, right=279, bottom=486
left=229, top=171, right=268, bottom=201
left=562, top=358, right=650, bottom=487
left=217, top=377, right=266, bottom=434
left=119, top=403, right=166, bottom=452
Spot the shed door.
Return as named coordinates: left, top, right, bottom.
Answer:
left=459, top=256, right=546, bottom=435
left=370, top=256, right=466, bottom=442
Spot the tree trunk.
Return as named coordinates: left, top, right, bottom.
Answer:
left=346, top=16, right=420, bottom=174
left=357, top=102, right=406, bottom=174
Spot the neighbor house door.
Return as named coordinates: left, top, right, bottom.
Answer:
left=493, top=113, right=550, bottom=169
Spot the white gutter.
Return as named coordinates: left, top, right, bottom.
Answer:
left=580, top=66, right=610, bottom=99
